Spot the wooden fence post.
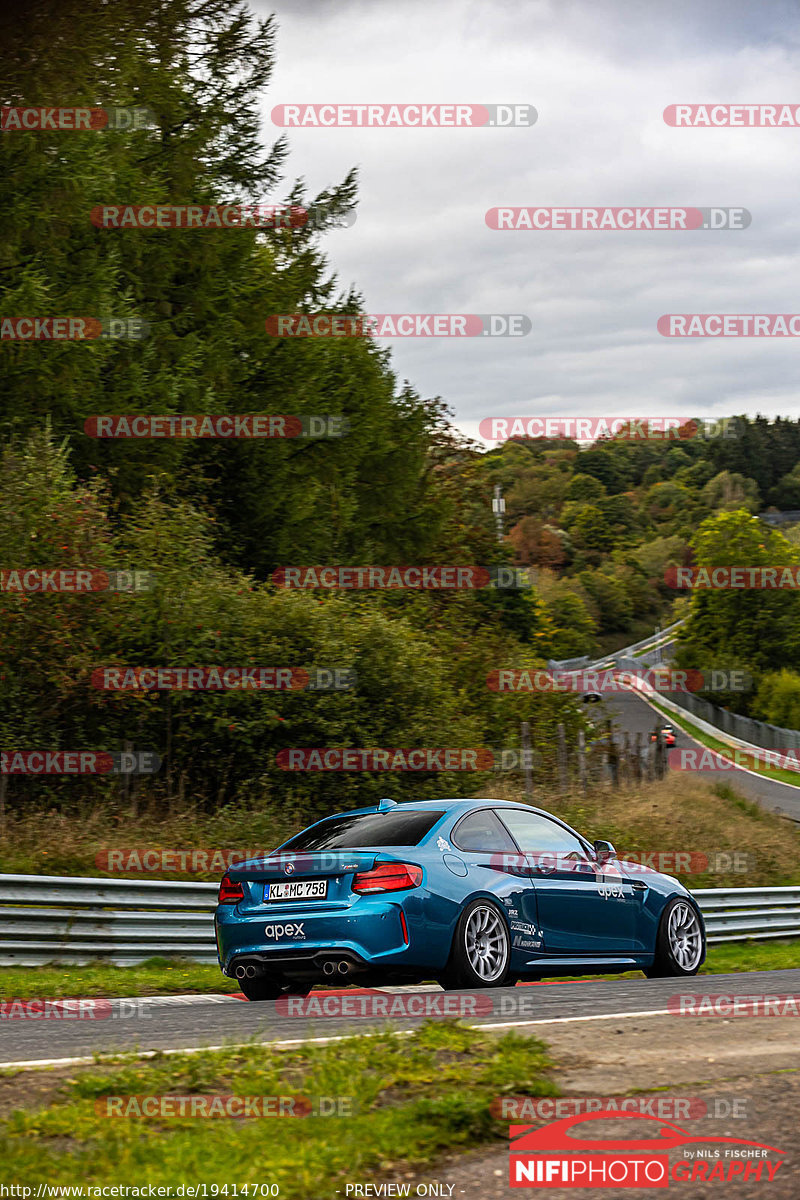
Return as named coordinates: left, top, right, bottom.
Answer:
left=577, top=729, right=587, bottom=796
left=521, top=721, right=534, bottom=803
left=607, top=720, right=619, bottom=789
left=557, top=723, right=568, bottom=793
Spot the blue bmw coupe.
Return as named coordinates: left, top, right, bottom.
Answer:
left=215, top=797, right=705, bottom=1000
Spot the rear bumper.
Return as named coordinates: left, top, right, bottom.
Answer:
left=215, top=897, right=437, bottom=978
left=226, top=947, right=371, bottom=982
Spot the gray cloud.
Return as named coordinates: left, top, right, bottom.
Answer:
left=256, top=0, right=800, bottom=443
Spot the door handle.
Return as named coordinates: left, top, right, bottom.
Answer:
left=631, top=880, right=647, bottom=891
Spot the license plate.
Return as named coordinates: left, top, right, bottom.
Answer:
left=265, top=879, right=328, bottom=902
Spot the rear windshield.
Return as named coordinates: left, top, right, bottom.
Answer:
left=282, top=810, right=445, bottom=850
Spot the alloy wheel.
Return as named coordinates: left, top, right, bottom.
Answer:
left=667, top=901, right=703, bottom=971
left=464, top=904, right=509, bottom=982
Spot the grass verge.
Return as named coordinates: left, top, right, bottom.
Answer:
left=0, top=958, right=240, bottom=999
left=542, top=939, right=800, bottom=983
left=0, top=1023, right=554, bottom=1191
left=0, top=941, right=797, bottom=1000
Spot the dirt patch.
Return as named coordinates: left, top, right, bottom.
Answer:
left=383, top=1013, right=800, bottom=1200
left=0, top=1061, right=124, bottom=1119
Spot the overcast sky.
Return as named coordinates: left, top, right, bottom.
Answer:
left=254, top=0, right=800, bottom=445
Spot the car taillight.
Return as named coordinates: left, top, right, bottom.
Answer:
left=218, top=873, right=244, bottom=904
left=352, top=863, right=423, bottom=894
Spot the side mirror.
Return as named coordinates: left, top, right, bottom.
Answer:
left=593, top=839, right=616, bottom=862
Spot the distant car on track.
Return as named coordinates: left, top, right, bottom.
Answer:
left=582, top=691, right=603, bottom=703
left=650, top=724, right=676, bottom=746
left=215, top=797, right=705, bottom=1000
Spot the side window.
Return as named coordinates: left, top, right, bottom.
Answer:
left=497, top=809, right=588, bottom=858
left=453, top=809, right=518, bottom=852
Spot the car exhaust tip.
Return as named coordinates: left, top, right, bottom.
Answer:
left=234, top=964, right=248, bottom=980
left=322, top=961, right=336, bottom=976
left=245, top=964, right=257, bottom=978
left=337, top=961, right=350, bottom=976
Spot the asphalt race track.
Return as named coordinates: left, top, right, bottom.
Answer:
left=605, top=688, right=800, bottom=822
left=2, top=969, right=799, bottom=1068
left=2, top=687, right=797, bottom=1078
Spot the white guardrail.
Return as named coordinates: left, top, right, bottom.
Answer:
left=549, top=620, right=684, bottom=674
left=0, top=874, right=798, bottom=965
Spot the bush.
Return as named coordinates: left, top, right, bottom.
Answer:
left=753, top=670, right=800, bottom=731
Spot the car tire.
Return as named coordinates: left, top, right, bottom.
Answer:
left=237, top=974, right=284, bottom=1001
left=644, top=898, right=705, bottom=978
left=441, top=899, right=511, bottom=990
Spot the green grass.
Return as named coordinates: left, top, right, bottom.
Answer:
left=0, top=1023, right=554, bottom=1191
left=0, top=957, right=239, bottom=999
left=546, top=940, right=800, bottom=982
left=704, top=939, right=799, bottom=973
left=642, top=695, right=800, bottom=788
left=1, top=941, right=797, bottom=1001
